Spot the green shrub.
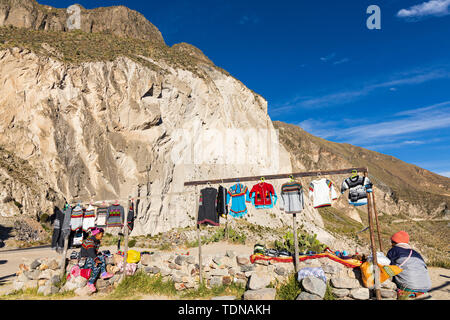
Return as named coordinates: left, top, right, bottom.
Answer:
left=274, top=230, right=327, bottom=254
left=128, top=239, right=137, bottom=248
left=40, top=213, right=49, bottom=223
left=276, top=273, right=301, bottom=300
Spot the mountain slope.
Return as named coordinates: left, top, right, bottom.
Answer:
left=274, top=120, right=450, bottom=218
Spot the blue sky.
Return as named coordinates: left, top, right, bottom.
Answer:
left=41, top=0, right=450, bottom=177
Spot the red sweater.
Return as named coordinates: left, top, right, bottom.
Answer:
left=249, top=182, right=277, bottom=207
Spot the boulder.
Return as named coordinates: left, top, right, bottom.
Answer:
left=331, top=288, right=350, bottom=298
left=240, top=264, right=255, bottom=272
left=222, top=276, right=233, bottom=285
left=12, top=280, right=24, bottom=291
left=380, top=289, right=397, bottom=299
left=296, top=292, right=322, bottom=300
left=17, top=273, right=29, bottom=282
left=274, top=266, right=287, bottom=276
left=236, top=256, right=250, bottom=265
left=248, top=272, right=271, bottom=290
left=38, top=269, right=53, bottom=280
left=331, top=277, right=360, bottom=289
left=381, top=279, right=397, bottom=290
left=301, top=277, right=326, bottom=298
left=74, top=286, right=93, bottom=296
left=244, top=288, right=276, bottom=300
left=48, top=259, right=60, bottom=270
left=186, top=256, right=196, bottom=264
left=350, top=288, right=370, bottom=300
left=23, top=280, right=38, bottom=290
left=175, top=255, right=187, bottom=266
left=209, top=276, right=223, bottom=287
left=50, top=275, right=60, bottom=286
left=30, top=259, right=41, bottom=270
left=210, top=268, right=228, bottom=277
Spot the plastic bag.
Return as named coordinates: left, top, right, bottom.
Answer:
left=126, top=249, right=141, bottom=264
left=360, top=261, right=402, bottom=289
left=368, top=251, right=391, bottom=265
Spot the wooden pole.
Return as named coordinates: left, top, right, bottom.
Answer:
left=121, top=197, right=131, bottom=280
left=293, top=213, right=299, bottom=273
left=195, top=186, right=203, bottom=284
left=371, top=189, right=383, bottom=252
left=365, top=171, right=382, bottom=300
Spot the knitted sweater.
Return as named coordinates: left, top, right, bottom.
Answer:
left=198, top=187, right=219, bottom=226
left=80, top=235, right=100, bottom=259
left=341, top=175, right=373, bottom=206
left=249, top=182, right=277, bottom=209
left=70, top=204, right=84, bottom=231
left=280, top=181, right=305, bottom=214
left=107, top=204, right=124, bottom=228
left=82, top=205, right=96, bottom=232
left=309, top=178, right=338, bottom=208
left=226, top=183, right=251, bottom=218
left=95, top=206, right=108, bottom=227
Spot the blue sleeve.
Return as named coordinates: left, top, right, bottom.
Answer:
left=386, top=247, right=400, bottom=265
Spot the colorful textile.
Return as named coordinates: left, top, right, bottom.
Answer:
left=107, top=204, right=124, bottom=228
left=297, top=267, right=327, bottom=283
left=397, top=287, right=428, bottom=299
left=309, top=178, right=338, bottom=208
left=70, top=204, right=84, bottom=231
left=82, top=205, right=96, bottom=232
left=226, top=183, right=251, bottom=218
left=250, top=252, right=362, bottom=268
left=198, top=187, right=219, bottom=226
left=249, top=182, right=277, bottom=209
left=360, top=261, right=403, bottom=289
left=341, top=175, right=372, bottom=206
left=280, top=181, right=305, bottom=214
left=95, top=206, right=108, bottom=228
left=80, top=235, right=100, bottom=259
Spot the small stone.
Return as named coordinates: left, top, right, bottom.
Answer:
left=19, top=263, right=29, bottom=272
left=74, top=286, right=93, bottom=296
left=175, top=255, right=186, bottom=266
left=228, top=268, right=236, bottom=276
left=331, top=277, right=360, bottom=289
left=31, top=259, right=41, bottom=270
left=244, top=288, right=276, bottom=300
left=380, top=288, right=397, bottom=299
left=96, top=278, right=108, bottom=289
left=39, top=264, right=49, bottom=271
left=234, top=278, right=247, bottom=287
left=37, top=285, right=52, bottom=296
left=24, top=270, right=39, bottom=280
left=235, top=272, right=246, bottom=280
left=226, top=250, right=236, bottom=259
left=169, top=263, right=181, bottom=270
left=332, top=288, right=350, bottom=298
left=186, top=256, right=195, bottom=264
left=350, top=288, right=370, bottom=300
left=39, top=269, right=53, bottom=280
left=381, top=279, right=397, bottom=290
left=296, top=292, right=322, bottom=300
left=210, top=268, right=228, bottom=277
left=236, top=256, right=250, bottom=265
left=209, top=276, right=222, bottom=287
left=50, top=275, right=60, bottom=286
left=302, top=277, right=326, bottom=298
left=240, top=264, right=255, bottom=272
left=275, top=266, right=287, bottom=276
left=222, top=276, right=233, bottom=285
left=248, top=272, right=271, bottom=290
left=48, top=259, right=59, bottom=270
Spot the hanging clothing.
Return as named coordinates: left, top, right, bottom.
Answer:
left=51, top=207, right=65, bottom=250
left=280, top=181, right=305, bottom=214
left=95, top=205, right=108, bottom=228
left=82, top=205, right=96, bottom=232
left=308, top=178, right=338, bottom=208
left=61, top=204, right=72, bottom=239
left=70, top=204, right=84, bottom=231
left=127, top=202, right=135, bottom=232
left=107, top=204, right=125, bottom=228
left=249, top=182, right=277, bottom=209
left=198, top=187, right=219, bottom=226
left=217, top=185, right=228, bottom=218
left=341, top=175, right=373, bottom=206
left=226, top=183, right=251, bottom=218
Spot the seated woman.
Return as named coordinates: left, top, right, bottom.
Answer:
left=80, top=227, right=113, bottom=292
left=387, top=231, right=432, bottom=299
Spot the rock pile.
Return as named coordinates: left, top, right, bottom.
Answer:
left=11, top=250, right=397, bottom=300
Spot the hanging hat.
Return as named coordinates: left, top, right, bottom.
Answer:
left=391, top=231, right=409, bottom=244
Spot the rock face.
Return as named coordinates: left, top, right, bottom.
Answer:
left=0, top=0, right=164, bottom=44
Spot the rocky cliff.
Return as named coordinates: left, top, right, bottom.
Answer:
left=0, top=1, right=448, bottom=253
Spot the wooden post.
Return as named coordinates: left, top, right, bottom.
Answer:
left=59, top=235, right=69, bottom=280
left=121, top=197, right=131, bottom=280
left=370, top=189, right=383, bottom=252
left=195, top=186, right=203, bottom=284
left=365, top=171, right=382, bottom=300
left=293, top=213, right=299, bottom=273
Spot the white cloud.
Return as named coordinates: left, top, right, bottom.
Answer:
left=438, top=171, right=450, bottom=177
left=397, top=0, right=450, bottom=19
left=320, top=53, right=336, bottom=62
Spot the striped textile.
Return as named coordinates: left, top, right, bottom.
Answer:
left=250, top=252, right=362, bottom=268
left=70, top=205, right=83, bottom=231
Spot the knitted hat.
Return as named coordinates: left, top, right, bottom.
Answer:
left=91, top=227, right=104, bottom=236
left=391, top=231, right=409, bottom=244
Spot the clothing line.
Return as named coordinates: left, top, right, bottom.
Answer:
left=183, top=167, right=368, bottom=186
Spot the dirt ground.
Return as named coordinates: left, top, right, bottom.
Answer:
left=0, top=243, right=448, bottom=300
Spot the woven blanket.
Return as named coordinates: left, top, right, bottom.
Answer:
left=250, top=252, right=362, bottom=268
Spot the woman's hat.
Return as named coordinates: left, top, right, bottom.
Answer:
left=91, top=227, right=104, bottom=236
left=391, top=231, right=409, bottom=244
